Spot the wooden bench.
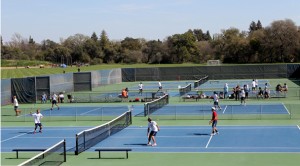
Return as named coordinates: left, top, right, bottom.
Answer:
left=12, top=149, right=46, bottom=159
left=182, top=94, right=201, bottom=101
left=95, top=148, right=132, bottom=159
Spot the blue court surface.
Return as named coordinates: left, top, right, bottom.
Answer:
left=18, top=106, right=130, bottom=117
left=128, top=81, right=193, bottom=90
left=134, top=104, right=290, bottom=116
left=199, top=79, right=271, bottom=90
left=2, top=126, right=300, bottom=153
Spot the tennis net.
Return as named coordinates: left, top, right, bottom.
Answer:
left=18, top=140, right=66, bottom=166
left=194, top=75, right=209, bottom=88
left=75, top=110, right=132, bottom=155
left=144, top=94, right=169, bottom=116
left=179, top=83, right=192, bottom=96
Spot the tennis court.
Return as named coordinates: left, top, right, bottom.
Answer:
left=1, top=78, right=300, bottom=166
left=2, top=125, right=300, bottom=153
left=89, top=125, right=300, bottom=152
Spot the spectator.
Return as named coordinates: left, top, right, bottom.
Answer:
left=235, top=85, right=240, bottom=101
left=282, top=83, right=288, bottom=92
left=264, top=83, right=270, bottom=99
left=224, top=83, right=229, bottom=99
left=240, top=89, right=246, bottom=105
left=243, top=84, right=249, bottom=99
left=41, top=93, right=47, bottom=104
left=121, top=88, right=128, bottom=102
left=59, top=93, right=65, bottom=103
left=255, top=79, right=258, bottom=90
left=257, top=87, right=264, bottom=99
left=276, top=83, right=282, bottom=92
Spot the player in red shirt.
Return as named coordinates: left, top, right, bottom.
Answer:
left=209, top=107, right=219, bottom=136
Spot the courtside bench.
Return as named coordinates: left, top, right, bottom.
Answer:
left=12, top=149, right=46, bottom=159
left=182, top=94, right=201, bottom=101
left=95, top=148, right=132, bottom=159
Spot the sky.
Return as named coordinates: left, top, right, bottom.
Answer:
left=1, top=0, right=300, bottom=43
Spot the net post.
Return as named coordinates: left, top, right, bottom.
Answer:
left=75, top=134, right=79, bottom=155
left=63, top=139, right=67, bottom=162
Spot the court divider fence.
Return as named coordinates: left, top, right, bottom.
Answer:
left=147, top=104, right=300, bottom=120
left=1, top=105, right=132, bottom=122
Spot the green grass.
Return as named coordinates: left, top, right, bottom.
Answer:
left=1, top=63, right=207, bottom=79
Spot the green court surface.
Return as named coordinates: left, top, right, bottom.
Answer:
left=1, top=78, right=300, bottom=166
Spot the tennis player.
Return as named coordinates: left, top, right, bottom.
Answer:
left=147, top=118, right=160, bottom=146
left=157, top=81, right=162, bottom=92
left=213, top=92, right=222, bottom=110
left=138, top=82, right=143, bottom=95
left=12, top=96, right=21, bottom=116
left=30, top=109, right=44, bottom=134
left=51, top=93, right=60, bottom=110
left=209, top=107, right=219, bottom=136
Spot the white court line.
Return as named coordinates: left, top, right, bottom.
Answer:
left=1, top=132, right=29, bottom=143
left=205, top=135, right=213, bottom=148
left=80, top=107, right=102, bottom=115
left=282, top=103, right=290, bottom=115
left=222, top=105, right=228, bottom=114
left=297, top=125, right=300, bottom=131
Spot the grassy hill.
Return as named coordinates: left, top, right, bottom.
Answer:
left=1, top=62, right=206, bottom=79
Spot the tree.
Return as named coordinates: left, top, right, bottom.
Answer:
left=256, top=20, right=263, bottom=30
left=263, top=19, right=300, bottom=62
left=91, top=32, right=98, bottom=42
left=143, top=40, right=163, bottom=63
left=99, top=30, right=109, bottom=50
left=249, top=21, right=257, bottom=32
left=62, top=34, right=89, bottom=63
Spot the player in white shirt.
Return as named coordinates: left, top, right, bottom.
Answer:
left=138, top=82, right=143, bottom=95
left=12, top=96, right=21, bottom=116
left=240, top=89, right=246, bottom=105
left=213, top=92, right=222, bottom=110
left=147, top=118, right=160, bottom=146
left=31, top=109, right=44, bottom=133
left=157, top=81, right=162, bottom=92
left=51, top=93, right=60, bottom=110
left=251, top=79, right=256, bottom=91
left=255, top=79, right=258, bottom=90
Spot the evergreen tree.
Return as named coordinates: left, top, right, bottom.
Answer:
left=91, top=32, right=98, bottom=42
left=256, top=20, right=263, bottom=30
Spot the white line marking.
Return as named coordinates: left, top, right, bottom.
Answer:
left=80, top=107, right=101, bottom=115
left=222, top=105, right=228, bottom=114
left=282, top=103, right=290, bottom=115
left=297, top=125, right=300, bottom=130
left=1, top=132, right=29, bottom=143
left=205, top=135, right=213, bottom=148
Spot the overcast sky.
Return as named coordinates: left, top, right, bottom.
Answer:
left=1, top=0, right=300, bottom=43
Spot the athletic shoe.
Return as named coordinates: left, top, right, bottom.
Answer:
left=147, top=143, right=152, bottom=146
left=152, top=143, right=157, bottom=146
left=50, top=108, right=53, bottom=110
left=210, top=133, right=215, bottom=136
left=39, top=130, right=42, bottom=133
